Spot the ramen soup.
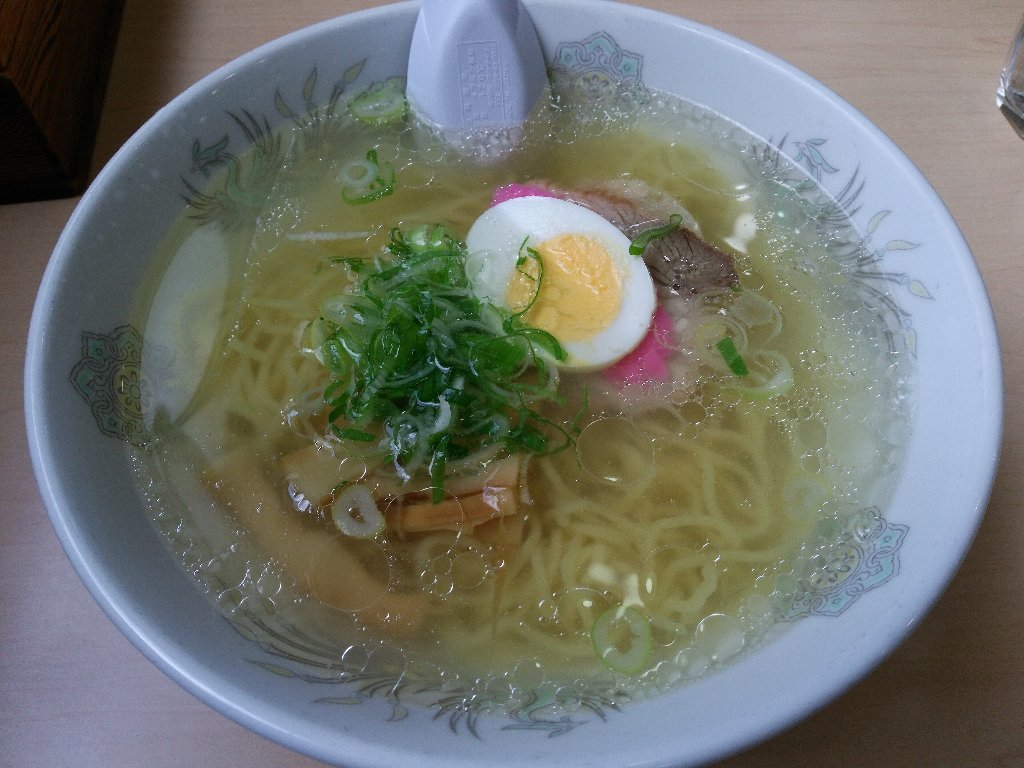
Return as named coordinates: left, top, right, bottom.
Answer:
left=132, top=83, right=910, bottom=709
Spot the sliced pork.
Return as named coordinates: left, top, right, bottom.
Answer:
left=498, top=178, right=740, bottom=296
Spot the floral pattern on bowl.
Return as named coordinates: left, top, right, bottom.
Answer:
left=70, top=325, right=150, bottom=447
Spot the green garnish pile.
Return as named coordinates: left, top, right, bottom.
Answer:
left=313, top=224, right=581, bottom=501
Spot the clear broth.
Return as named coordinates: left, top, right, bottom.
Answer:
left=131, top=89, right=911, bottom=708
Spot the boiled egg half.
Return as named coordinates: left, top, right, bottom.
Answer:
left=465, top=196, right=656, bottom=370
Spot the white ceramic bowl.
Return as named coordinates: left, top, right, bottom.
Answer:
left=26, top=2, right=1002, bottom=766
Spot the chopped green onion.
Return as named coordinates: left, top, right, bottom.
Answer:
left=333, top=426, right=377, bottom=442
left=728, top=350, right=794, bottom=400
left=405, top=223, right=450, bottom=251
left=342, top=149, right=395, bottom=205
left=512, top=238, right=544, bottom=318
left=716, top=336, right=748, bottom=377
left=592, top=606, right=653, bottom=675
left=629, top=213, right=683, bottom=256
left=331, top=484, right=385, bottom=538
left=339, top=158, right=378, bottom=188
left=349, top=80, right=408, bottom=125
left=428, top=434, right=449, bottom=504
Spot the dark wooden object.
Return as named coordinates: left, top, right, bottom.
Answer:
left=0, top=0, right=125, bottom=203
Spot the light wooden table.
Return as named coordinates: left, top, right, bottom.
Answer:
left=3, top=1, right=1021, bottom=766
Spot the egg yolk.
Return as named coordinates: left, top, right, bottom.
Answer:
left=505, top=233, right=622, bottom=341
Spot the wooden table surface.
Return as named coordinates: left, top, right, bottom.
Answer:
left=2, top=1, right=1021, bottom=766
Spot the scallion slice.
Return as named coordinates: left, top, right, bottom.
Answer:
left=342, top=149, right=395, bottom=205
left=333, top=426, right=377, bottom=442
left=728, top=350, right=793, bottom=399
left=628, top=213, right=683, bottom=256
left=716, top=336, right=749, bottom=377
left=592, top=606, right=653, bottom=675
left=331, top=484, right=385, bottom=539
left=349, top=82, right=408, bottom=125
left=339, top=157, right=378, bottom=188
left=511, top=238, right=544, bottom=318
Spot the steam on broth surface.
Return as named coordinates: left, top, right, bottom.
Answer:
left=133, top=85, right=910, bottom=706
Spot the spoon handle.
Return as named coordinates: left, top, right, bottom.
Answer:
left=406, top=0, right=546, bottom=131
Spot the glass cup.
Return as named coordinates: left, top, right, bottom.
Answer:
left=997, top=14, right=1024, bottom=137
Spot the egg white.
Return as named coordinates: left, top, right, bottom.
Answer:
left=465, top=196, right=656, bottom=370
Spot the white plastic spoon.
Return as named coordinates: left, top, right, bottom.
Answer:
left=406, top=0, right=547, bottom=153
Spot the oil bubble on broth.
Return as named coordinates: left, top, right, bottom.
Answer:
left=131, top=85, right=912, bottom=713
